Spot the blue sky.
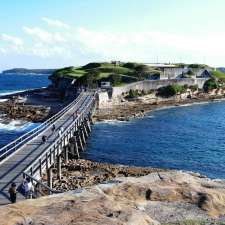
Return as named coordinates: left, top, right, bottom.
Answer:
left=0, top=0, right=225, bottom=70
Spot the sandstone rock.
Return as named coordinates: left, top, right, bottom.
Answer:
left=2, top=171, right=225, bottom=224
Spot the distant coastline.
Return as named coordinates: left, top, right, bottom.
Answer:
left=2, top=68, right=57, bottom=75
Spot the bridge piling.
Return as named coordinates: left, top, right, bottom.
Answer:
left=57, top=155, right=62, bottom=180
left=80, top=126, right=86, bottom=146
left=47, top=167, right=53, bottom=194
left=83, top=122, right=89, bottom=138
left=64, top=146, right=69, bottom=164
left=77, top=130, right=84, bottom=151
left=39, top=159, right=42, bottom=178
left=85, top=117, right=91, bottom=133
left=46, top=152, right=49, bottom=171
left=74, top=136, right=80, bottom=158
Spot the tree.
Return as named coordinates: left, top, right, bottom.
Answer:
left=187, top=70, right=194, bottom=76
left=157, top=84, right=186, bottom=97
left=203, top=78, right=218, bottom=92
left=85, top=69, right=99, bottom=88
left=135, top=64, right=148, bottom=80
left=109, top=73, right=122, bottom=86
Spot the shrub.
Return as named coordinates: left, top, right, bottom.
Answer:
left=188, top=64, right=207, bottom=69
left=128, top=89, right=139, bottom=98
left=189, top=84, right=198, bottom=91
left=123, top=62, right=138, bottom=69
left=157, top=84, right=186, bottom=97
left=187, top=70, right=195, bottom=76
left=82, top=63, right=101, bottom=70
left=109, top=73, right=122, bottom=86
left=203, top=78, right=218, bottom=92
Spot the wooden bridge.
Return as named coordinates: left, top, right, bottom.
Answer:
left=0, top=91, right=96, bottom=205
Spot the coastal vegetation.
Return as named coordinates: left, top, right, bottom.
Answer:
left=203, top=78, right=219, bottom=92
left=188, top=64, right=208, bottom=69
left=211, top=70, right=225, bottom=81
left=157, top=84, right=187, bottom=97
left=51, top=62, right=160, bottom=87
left=127, top=89, right=152, bottom=98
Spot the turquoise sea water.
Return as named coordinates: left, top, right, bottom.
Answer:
left=83, top=101, right=225, bottom=179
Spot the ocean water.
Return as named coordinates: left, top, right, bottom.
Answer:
left=2, top=73, right=225, bottom=179
left=83, top=100, right=225, bottom=179
left=0, top=73, right=50, bottom=148
left=0, top=73, right=50, bottom=95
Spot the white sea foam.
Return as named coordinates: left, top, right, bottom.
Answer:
left=153, top=100, right=224, bottom=112
left=0, top=99, right=7, bottom=102
left=0, top=119, right=34, bottom=131
left=145, top=115, right=155, bottom=118
left=0, top=87, right=47, bottom=97
left=96, top=119, right=129, bottom=125
left=0, top=90, right=27, bottom=96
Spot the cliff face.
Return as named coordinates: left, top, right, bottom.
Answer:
left=2, top=171, right=225, bottom=225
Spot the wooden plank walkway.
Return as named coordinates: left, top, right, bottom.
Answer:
left=0, top=92, right=92, bottom=205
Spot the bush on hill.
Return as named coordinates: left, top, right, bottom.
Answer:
left=212, top=70, right=225, bottom=82
left=157, top=84, right=186, bottom=97
left=108, top=73, right=122, bottom=86
left=127, top=89, right=142, bottom=98
left=82, top=63, right=101, bottom=70
left=123, top=62, right=139, bottom=69
left=203, top=78, right=218, bottom=92
left=189, top=84, right=198, bottom=91
left=188, top=64, right=207, bottom=69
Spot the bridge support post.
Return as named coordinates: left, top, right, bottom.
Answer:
left=64, top=146, right=69, bottom=164
left=77, top=131, right=84, bottom=151
left=57, top=155, right=62, bottom=180
left=80, top=126, right=86, bottom=146
left=83, top=122, right=89, bottom=138
left=86, top=118, right=92, bottom=132
left=39, top=159, right=42, bottom=178
left=46, top=152, right=49, bottom=172
left=47, top=167, right=53, bottom=194
left=74, top=136, right=80, bottom=158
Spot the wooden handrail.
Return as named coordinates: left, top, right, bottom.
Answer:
left=0, top=92, right=85, bottom=161
left=23, top=172, right=62, bottom=195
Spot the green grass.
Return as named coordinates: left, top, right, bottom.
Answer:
left=54, top=67, right=87, bottom=78
left=52, top=62, right=157, bottom=87
left=212, top=70, right=225, bottom=81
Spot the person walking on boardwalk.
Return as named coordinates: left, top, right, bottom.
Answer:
left=8, top=182, right=17, bottom=203
left=42, top=135, right=47, bottom=143
left=24, top=178, right=34, bottom=199
left=51, top=124, right=56, bottom=133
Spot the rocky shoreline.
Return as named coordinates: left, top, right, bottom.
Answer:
left=42, top=159, right=166, bottom=192
left=94, top=93, right=225, bottom=122
left=0, top=87, right=67, bottom=123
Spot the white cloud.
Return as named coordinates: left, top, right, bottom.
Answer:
left=0, top=47, right=7, bottom=54
left=23, top=26, right=66, bottom=44
left=42, top=17, right=70, bottom=29
left=1, top=18, right=225, bottom=66
left=1, top=34, right=23, bottom=46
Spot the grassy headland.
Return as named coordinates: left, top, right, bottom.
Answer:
left=51, top=62, right=161, bottom=87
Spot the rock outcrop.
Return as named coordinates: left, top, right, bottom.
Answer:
left=0, top=102, right=50, bottom=122
left=2, top=171, right=225, bottom=224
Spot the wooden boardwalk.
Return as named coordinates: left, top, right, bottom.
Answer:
left=0, top=92, right=93, bottom=205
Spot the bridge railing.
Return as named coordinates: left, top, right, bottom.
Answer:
left=23, top=171, right=62, bottom=196
left=24, top=93, right=96, bottom=193
left=0, top=92, right=85, bottom=162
